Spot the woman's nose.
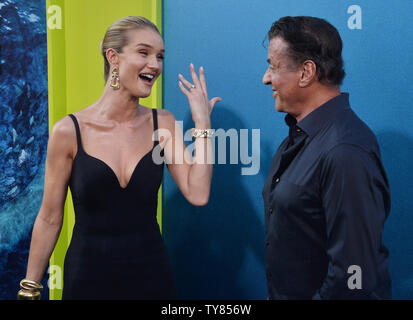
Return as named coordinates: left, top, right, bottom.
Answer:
left=148, top=55, right=161, bottom=70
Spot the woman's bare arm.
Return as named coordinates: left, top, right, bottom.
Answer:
left=160, top=64, right=221, bottom=206
left=24, top=117, right=76, bottom=282
left=160, top=111, right=213, bottom=206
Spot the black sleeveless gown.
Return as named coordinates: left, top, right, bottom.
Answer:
left=62, top=109, right=176, bottom=300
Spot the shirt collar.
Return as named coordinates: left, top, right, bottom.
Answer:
left=284, top=92, right=351, bottom=138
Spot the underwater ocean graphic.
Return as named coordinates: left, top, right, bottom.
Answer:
left=0, top=0, right=49, bottom=299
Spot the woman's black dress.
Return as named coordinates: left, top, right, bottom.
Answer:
left=62, top=109, right=176, bottom=300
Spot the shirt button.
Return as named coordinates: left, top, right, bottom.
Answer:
left=296, top=128, right=301, bottom=132
left=275, top=178, right=280, bottom=183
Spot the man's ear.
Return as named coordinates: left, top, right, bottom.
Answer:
left=105, top=48, right=120, bottom=67
left=299, top=60, right=317, bottom=87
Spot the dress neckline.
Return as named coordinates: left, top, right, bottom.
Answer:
left=68, top=109, right=159, bottom=190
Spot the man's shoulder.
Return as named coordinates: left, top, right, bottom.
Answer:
left=326, top=107, right=380, bottom=155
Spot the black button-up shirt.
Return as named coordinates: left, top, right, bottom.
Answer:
left=262, top=93, right=391, bottom=299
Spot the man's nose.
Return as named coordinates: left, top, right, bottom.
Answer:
left=262, top=69, right=271, bottom=85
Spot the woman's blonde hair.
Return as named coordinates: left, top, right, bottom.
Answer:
left=99, top=16, right=161, bottom=82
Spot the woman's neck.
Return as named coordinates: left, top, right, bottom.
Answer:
left=94, top=85, right=141, bottom=123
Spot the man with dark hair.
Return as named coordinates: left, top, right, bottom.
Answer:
left=262, top=16, right=391, bottom=299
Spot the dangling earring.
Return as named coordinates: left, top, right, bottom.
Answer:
left=110, top=67, right=120, bottom=90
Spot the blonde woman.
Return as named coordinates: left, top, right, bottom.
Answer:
left=20, top=16, right=221, bottom=300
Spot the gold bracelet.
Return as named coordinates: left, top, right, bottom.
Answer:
left=17, top=289, right=42, bottom=300
left=20, top=279, right=44, bottom=291
left=191, top=128, right=214, bottom=138
left=17, top=279, right=43, bottom=300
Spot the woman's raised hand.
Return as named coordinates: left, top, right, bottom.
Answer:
left=178, top=63, right=221, bottom=126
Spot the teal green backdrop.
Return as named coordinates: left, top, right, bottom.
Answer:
left=162, top=0, right=413, bottom=299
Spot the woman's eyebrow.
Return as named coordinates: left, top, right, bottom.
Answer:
left=136, top=43, right=164, bottom=52
left=136, top=43, right=152, bottom=48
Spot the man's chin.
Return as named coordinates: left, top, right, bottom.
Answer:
left=275, top=102, right=284, bottom=113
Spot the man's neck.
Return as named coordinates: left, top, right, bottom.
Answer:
left=295, top=86, right=341, bottom=122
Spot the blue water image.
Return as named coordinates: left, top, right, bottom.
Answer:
left=0, top=0, right=49, bottom=299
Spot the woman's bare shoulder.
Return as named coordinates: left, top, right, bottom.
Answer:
left=137, top=106, right=176, bottom=129
left=48, top=116, right=77, bottom=156
left=155, top=108, right=177, bottom=128
left=50, top=116, right=76, bottom=138
left=156, top=108, right=175, bottom=117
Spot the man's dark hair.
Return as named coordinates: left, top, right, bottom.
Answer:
left=267, top=16, right=345, bottom=86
